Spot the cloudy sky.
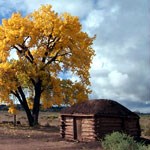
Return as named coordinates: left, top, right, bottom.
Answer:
left=0, top=0, right=149, bottom=112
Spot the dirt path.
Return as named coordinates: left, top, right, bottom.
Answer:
left=0, top=126, right=102, bottom=150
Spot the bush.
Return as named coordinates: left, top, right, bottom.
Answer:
left=101, top=132, right=150, bottom=150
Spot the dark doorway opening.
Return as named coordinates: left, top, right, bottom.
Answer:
left=73, top=118, right=82, bottom=141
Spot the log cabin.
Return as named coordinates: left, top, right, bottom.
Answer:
left=60, top=99, right=141, bottom=141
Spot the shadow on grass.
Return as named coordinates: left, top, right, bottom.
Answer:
left=138, top=137, right=150, bottom=146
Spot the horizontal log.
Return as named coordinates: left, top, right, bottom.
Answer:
left=61, top=120, right=73, bottom=123
left=65, top=120, right=73, bottom=123
left=82, top=129, right=95, bottom=132
left=96, top=123, right=122, bottom=125
left=60, top=113, right=94, bottom=117
left=65, top=133, right=74, bottom=136
left=82, top=133, right=96, bottom=137
left=82, top=121, right=95, bottom=125
left=65, top=129, right=73, bottom=132
left=96, top=117, right=122, bottom=120
left=82, top=136, right=96, bottom=139
left=125, top=124, right=137, bottom=128
left=65, top=126, right=73, bottom=129
left=82, top=136, right=95, bottom=140
left=127, top=132, right=139, bottom=135
left=65, top=135, right=74, bottom=139
left=95, top=129, right=122, bottom=132
left=60, top=124, right=73, bottom=127
left=95, top=124, right=122, bottom=128
left=82, top=128, right=95, bottom=131
left=125, top=129, right=138, bottom=132
left=61, top=124, right=73, bottom=127
left=82, top=137, right=96, bottom=141
left=64, top=132, right=73, bottom=135
left=65, top=123, right=73, bottom=126
left=96, top=126, right=122, bottom=129
left=82, top=119, right=95, bottom=122
left=82, top=124, right=94, bottom=127
left=96, top=120, right=122, bottom=124
left=82, top=130, right=95, bottom=133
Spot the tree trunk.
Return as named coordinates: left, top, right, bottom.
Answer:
left=32, top=79, right=42, bottom=126
left=25, top=106, right=34, bottom=126
left=13, top=81, right=42, bottom=127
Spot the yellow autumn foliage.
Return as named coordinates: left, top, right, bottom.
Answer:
left=0, top=5, right=95, bottom=113
left=8, top=104, right=18, bottom=115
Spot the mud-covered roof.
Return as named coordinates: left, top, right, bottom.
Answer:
left=60, top=99, right=139, bottom=118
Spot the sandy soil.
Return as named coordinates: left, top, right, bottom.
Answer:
left=0, top=125, right=102, bottom=150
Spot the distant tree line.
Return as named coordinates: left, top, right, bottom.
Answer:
left=0, top=104, right=66, bottom=112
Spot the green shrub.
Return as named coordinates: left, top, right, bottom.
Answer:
left=101, top=132, right=149, bottom=150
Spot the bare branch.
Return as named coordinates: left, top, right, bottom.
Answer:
left=42, top=36, right=60, bottom=63
left=11, top=90, right=24, bottom=105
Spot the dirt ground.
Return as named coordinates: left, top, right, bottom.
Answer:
left=0, top=125, right=102, bottom=150
left=0, top=111, right=150, bottom=150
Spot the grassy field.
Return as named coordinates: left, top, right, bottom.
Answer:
left=0, top=111, right=60, bottom=127
left=0, top=111, right=149, bottom=150
left=0, top=111, right=150, bottom=137
left=140, top=114, right=150, bottom=137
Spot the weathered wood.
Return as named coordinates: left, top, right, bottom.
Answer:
left=65, top=123, right=73, bottom=126
left=61, top=119, right=73, bottom=123
left=65, top=135, right=74, bottom=139
left=96, top=119, right=122, bottom=124
left=82, top=121, right=95, bottom=125
left=61, top=114, right=94, bottom=117
left=65, top=120, right=73, bottom=123
left=82, top=124, right=94, bottom=128
left=82, top=133, right=96, bottom=137
left=126, top=128, right=139, bottom=132
left=65, top=126, right=73, bottom=129
left=82, top=137, right=96, bottom=141
left=82, top=119, right=95, bottom=122
left=96, top=127, right=122, bottom=132
left=64, top=132, right=73, bottom=135
left=60, top=129, right=65, bottom=132
left=125, top=124, right=137, bottom=128
left=60, top=111, right=140, bottom=142
left=82, top=129, right=95, bottom=132
left=65, top=129, right=73, bottom=132
left=95, top=123, right=121, bottom=127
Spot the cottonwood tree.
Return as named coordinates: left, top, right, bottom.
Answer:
left=0, top=5, right=95, bottom=126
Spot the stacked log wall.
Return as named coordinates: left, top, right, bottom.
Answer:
left=81, top=118, right=95, bottom=141
left=60, top=115, right=141, bottom=141
left=60, top=116, right=74, bottom=140
left=95, top=117, right=122, bottom=138
left=124, top=118, right=141, bottom=137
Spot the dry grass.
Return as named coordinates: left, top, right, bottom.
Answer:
left=140, top=115, right=150, bottom=137
left=0, top=111, right=149, bottom=150
left=0, top=111, right=59, bottom=126
left=0, top=111, right=150, bottom=138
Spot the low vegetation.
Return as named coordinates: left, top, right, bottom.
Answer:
left=101, top=132, right=150, bottom=150
left=140, top=115, right=150, bottom=137
left=0, top=111, right=150, bottom=150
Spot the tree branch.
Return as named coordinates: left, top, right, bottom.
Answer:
left=17, top=86, right=27, bottom=103
left=11, top=90, right=24, bottom=106
left=42, top=36, right=60, bottom=63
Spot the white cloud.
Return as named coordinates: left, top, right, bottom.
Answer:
left=108, top=70, right=129, bottom=87
left=84, top=10, right=104, bottom=28
left=0, top=0, right=149, bottom=112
